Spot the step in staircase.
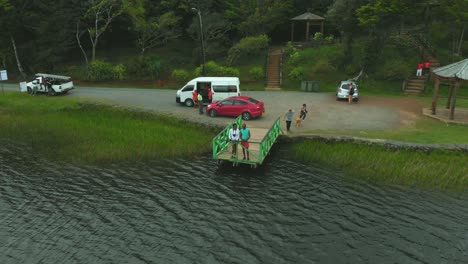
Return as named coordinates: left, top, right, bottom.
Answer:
left=265, top=47, right=283, bottom=90
left=404, top=75, right=427, bottom=95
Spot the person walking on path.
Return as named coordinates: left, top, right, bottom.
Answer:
left=348, top=83, right=355, bottom=104
left=240, top=123, right=251, bottom=160
left=283, top=109, right=294, bottom=132
left=424, top=61, right=431, bottom=75
left=416, top=62, right=423, bottom=76
left=197, top=93, right=204, bottom=114
left=300, top=103, right=308, bottom=120
left=229, top=123, right=240, bottom=158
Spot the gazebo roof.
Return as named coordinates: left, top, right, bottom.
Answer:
left=433, top=58, right=468, bottom=80
left=291, top=12, right=325, bottom=21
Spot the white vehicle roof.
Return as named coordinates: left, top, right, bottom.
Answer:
left=189, top=77, right=239, bottom=83
left=35, top=73, right=71, bottom=80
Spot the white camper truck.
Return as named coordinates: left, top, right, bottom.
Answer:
left=176, top=77, right=240, bottom=107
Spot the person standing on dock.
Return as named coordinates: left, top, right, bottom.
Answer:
left=283, top=109, right=294, bottom=132
left=240, top=123, right=251, bottom=160
left=229, top=124, right=240, bottom=158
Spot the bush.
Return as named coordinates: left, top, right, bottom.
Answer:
left=125, top=55, right=162, bottom=80
left=288, top=51, right=303, bottom=66
left=86, top=60, right=115, bottom=81
left=171, top=69, right=190, bottom=83
left=194, top=61, right=239, bottom=77
left=312, top=59, right=336, bottom=75
left=113, top=64, right=126, bottom=81
left=377, top=60, right=412, bottom=81
left=313, top=32, right=324, bottom=41
left=248, top=66, right=264, bottom=81
left=284, top=42, right=298, bottom=57
left=227, top=34, right=270, bottom=65
left=288, top=66, right=304, bottom=80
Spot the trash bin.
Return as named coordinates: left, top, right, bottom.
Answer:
left=301, top=81, right=320, bottom=92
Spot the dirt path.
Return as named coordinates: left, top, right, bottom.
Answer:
left=3, top=84, right=424, bottom=132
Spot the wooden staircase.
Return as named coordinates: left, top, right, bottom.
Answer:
left=403, top=30, right=441, bottom=95
left=265, top=47, right=283, bottom=90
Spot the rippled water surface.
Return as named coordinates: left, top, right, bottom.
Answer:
left=1, top=143, right=467, bottom=264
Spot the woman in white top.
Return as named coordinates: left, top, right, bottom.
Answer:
left=228, top=124, right=240, bottom=157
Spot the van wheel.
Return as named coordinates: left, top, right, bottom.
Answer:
left=185, top=99, right=194, bottom=107
left=27, top=87, right=32, bottom=94
left=209, top=109, right=217, bottom=117
left=242, top=112, right=251, bottom=120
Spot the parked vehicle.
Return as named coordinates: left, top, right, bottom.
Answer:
left=336, top=80, right=359, bottom=102
left=25, top=73, right=74, bottom=96
left=176, top=77, right=240, bottom=107
left=206, top=96, right=265, bottom=120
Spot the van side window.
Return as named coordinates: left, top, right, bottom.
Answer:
left=182, top=85, right=194, bottom=92
left=213, top=85, right=237, bottom=93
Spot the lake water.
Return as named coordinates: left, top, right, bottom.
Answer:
left=1, top=143, right=467, bottom=264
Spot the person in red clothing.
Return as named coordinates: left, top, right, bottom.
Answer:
left=416, top=62, right=423, bottom=76
left=192, top=90, right=198, bottom=107
left=208, top=88, right=213, bottom=103
left=424, top=61, right=431, bottom=75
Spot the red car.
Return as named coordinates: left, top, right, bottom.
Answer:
left=206, top=96, right=265, bottom=120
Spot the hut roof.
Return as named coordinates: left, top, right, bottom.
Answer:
left=433, top=59, right=468, bottom=80
left=291, top=12, right=325, bottom=21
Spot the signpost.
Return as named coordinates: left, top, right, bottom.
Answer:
left=0, top=70, right=7, bottom=95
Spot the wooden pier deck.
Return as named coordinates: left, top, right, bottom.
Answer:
left=212, top=116, right=283, bottom=167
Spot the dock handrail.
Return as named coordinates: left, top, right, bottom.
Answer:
left=212, top=116, right=284, bottom=165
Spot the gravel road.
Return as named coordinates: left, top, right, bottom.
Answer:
left=3, top=84, right=411, bottom=132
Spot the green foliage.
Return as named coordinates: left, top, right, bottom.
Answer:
left=87, top=60, right=115, bottom=81
left=376, top=59, right=411, bottom=81
left=313, top=32, right=324, bottom=41
left=113, top=64, right=126, bottom=81
left=288, top=51, right=303, bottom=66
left=284, top=42, right=298, bottom=57
left=311, top=59, right=336, bottom=75
left=194, top=61, right=239, bottom=77
left=171, top=69, right=191, bottom=83
left=248, top=66, right=264, bottom=81
left=288, top=66, right=304, bottom=80
left=227, top=34, right=269, bottom=65
left=125, top=55, right=162, bottom=80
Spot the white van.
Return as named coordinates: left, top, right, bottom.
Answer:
left=176, top=77, right=240, bottom=107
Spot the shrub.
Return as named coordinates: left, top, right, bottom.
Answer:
left=288, top=51, right=303, bottom=66
left=311, top=59, right=336, bottom=75
left=171, top=69, right=190, bottom=83
left=86, top=60, right=114, bottom=81
left=288, top=66, right=304, bottom=80
left=248, top=66, right=264, bottom=81
left=313, top=32, right=324, bottom=41
left=113, top=64, right=126, bottom=81
left=324, top=35, right=334, bottom=43
left=227, top=34, right=270, bottom=65
left=125, top=55, right=162, bottom=80
left=377, top=60, right=412, bottom=81
left=194, top=61, right=239, bottom=77
left=284, top=42, right=298, bottom=57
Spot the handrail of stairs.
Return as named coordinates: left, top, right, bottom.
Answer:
left=279, top=48, right=283, bottom=87
left=264, top=47, right=270, bottom=87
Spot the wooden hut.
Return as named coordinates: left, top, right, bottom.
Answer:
left=290, top=12, right=325, bottom=42
left=431, top=59, right=468, bottom=120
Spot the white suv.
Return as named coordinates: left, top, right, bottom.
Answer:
left=336, top=80, right=359, bottom=102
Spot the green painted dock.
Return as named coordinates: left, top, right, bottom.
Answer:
left=212, top=116, right=284, bottom=167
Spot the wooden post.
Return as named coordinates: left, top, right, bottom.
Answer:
left=320, top=21, right=324, bottom=34
left=291, top=22, right=294, bottom=42
left=446, top=82, right=454, bottom=109
left=431, top=77, right=440, bottom=114
left=306, top=21, right=310, bottom=41
left=449, top=80, right=460, bottom=120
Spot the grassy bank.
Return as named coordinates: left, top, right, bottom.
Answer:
left=0, top=93, right=216, bottom=164
left=293, top=140, right=468, bottom=191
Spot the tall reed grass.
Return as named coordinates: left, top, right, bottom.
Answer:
left=294, top=140, right=468, bottom=191
left=0, top=93, right=215, bottom=163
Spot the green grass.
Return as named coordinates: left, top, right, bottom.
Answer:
left=0, top=93, right=216, bottom=164
left=294, top=140, right=468, bottom=190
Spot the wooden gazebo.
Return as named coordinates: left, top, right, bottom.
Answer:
left=431, top=58, right=468, bottom=120
left=290, top=12, right=325, bottom=42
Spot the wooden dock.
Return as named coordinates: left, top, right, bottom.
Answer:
left=212, top=116, right=283, bottom=167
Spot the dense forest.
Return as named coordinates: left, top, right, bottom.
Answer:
left=0, top=0, right=466, bottom=85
